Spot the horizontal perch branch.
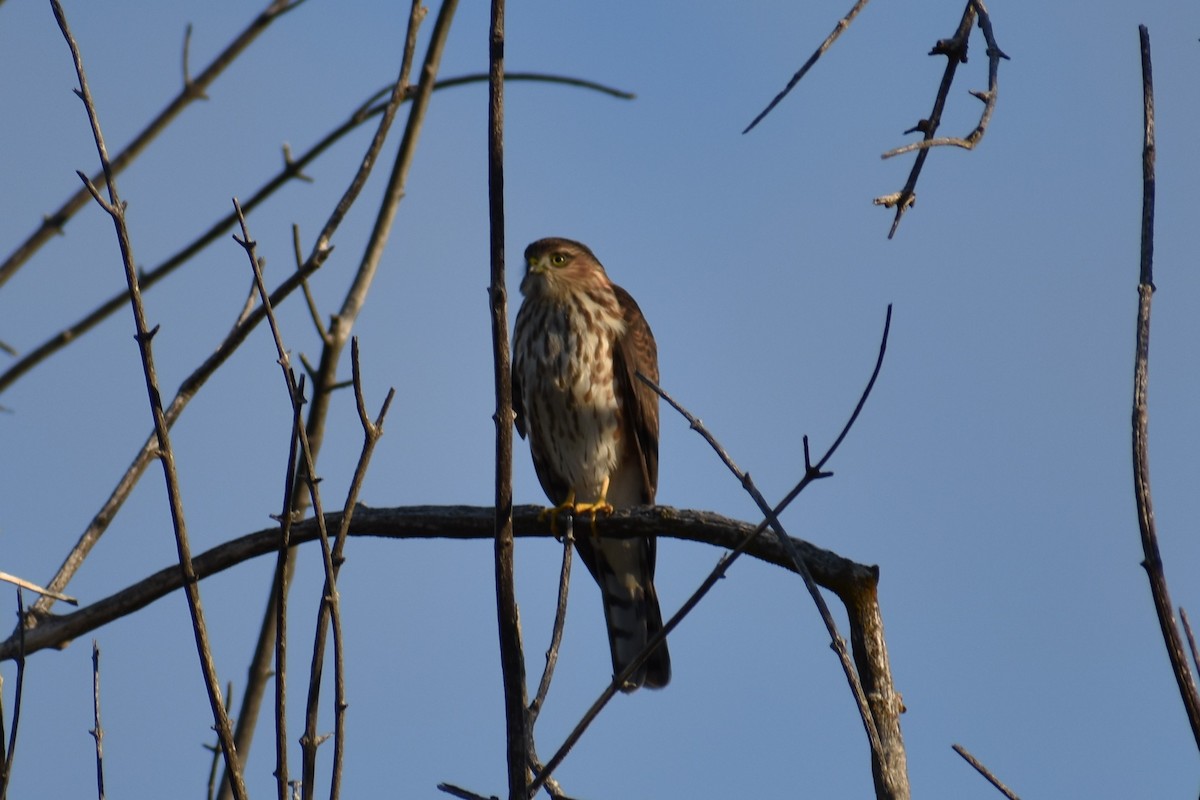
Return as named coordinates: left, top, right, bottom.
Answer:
left=2, top=505, right=876, bottom=662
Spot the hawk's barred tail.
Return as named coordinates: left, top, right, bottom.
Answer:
left=640, top=580, right=672, bottom=690
left=596, top=548, right=671, bottom=692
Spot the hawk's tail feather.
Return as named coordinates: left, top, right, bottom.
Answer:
left=601, top=571, right=671, bottom=693
left=640, top=580, right=672, bottom=690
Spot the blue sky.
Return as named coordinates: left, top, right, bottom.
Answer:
left=3, top=1, right=1200, bottom=797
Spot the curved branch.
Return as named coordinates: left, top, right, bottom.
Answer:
left=1, top=505, right=874, bottom=663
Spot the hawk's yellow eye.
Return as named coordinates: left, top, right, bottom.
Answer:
left=550, top=252, right=569, bottom=267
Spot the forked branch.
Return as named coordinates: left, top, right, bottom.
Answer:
left=874, top=0, right=1008, bottom=238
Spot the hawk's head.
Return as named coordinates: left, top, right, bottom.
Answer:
left=520, top=237, right=608, bottom=298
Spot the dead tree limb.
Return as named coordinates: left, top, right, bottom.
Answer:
left=0, top=506, right=875, bottom=660
left=1128, top=24, right=1200, bottom=751
left=874, top=0, right=1008, bottom=238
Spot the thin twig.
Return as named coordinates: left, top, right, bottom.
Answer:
left=0, top=573, right=76, bottom=606
left=528, top=519, right=573, bottom=726
left=0, top=591, right=27, bottom=800
left=205, top=682, right=235, bottom=800
left=529, top=307, right=893, bottom=797
left=270, top=367, right=304, bottom=800
left=952, top=744, right=1020, bottom=800
left=526, top=750, right=571, bottom=800
left=50, top=3, right=246, bottom=796
left=321, top=337, right=396, bottom=800
left=234, top=201, right=337, bottom=800
left=1182, top=608, right=1200, bottom=682
left=0, top=0, right=305, bottom=291
left=438, top=783, right=499, bottom=800
left=90, top=642, right=106, bottom=800
left=522, top=521, right=575, bottom=793
left=742, top=0, right=872, bottom=134
left=1129, top=24, right=1200, bottom=750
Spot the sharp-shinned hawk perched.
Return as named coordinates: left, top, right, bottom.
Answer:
left=512, top=237, right=671, bottom=692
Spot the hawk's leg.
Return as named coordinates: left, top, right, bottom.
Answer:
left=538, top=478, right=614, bottom=538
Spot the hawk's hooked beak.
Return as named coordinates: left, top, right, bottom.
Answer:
left=527, top=256, right=548, bottom=275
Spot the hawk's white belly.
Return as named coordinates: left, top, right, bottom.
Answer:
left=515, top=294, right=627, bottom=505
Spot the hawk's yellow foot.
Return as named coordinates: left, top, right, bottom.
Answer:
left=573, top=477, right=614, bottom=536
left=539, top=489, right=577, bottom=538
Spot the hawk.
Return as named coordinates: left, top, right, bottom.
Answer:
left=512, top=237, right=671, bottom=692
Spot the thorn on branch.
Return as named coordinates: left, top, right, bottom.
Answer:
left=135, top=324, right=161, bottom=344
left=42, top=213, right=67, bottom=236
left=904, top=119, right=933, bottom=136
left=930, top=36, right=968, bottom=61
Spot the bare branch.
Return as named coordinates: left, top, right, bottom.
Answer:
left=0, top=591, right=28, bottom=799
left=0, top=505, right=874, bottom=663
left=0, top=573, right=76, bottom=606
left=220, top=3, right=456, bottom=796
left=89, top=642, right=106, bottom=800
left=438, top=783, right=499, bottom=800
left=951, top=744, right=1020, bottom=800
left=742, top=0, right=872, bottom=134
left=874, top=0, right=1007, bottom=238
left=50, top=2, right=246, bottom=795
left=528, top=521, right=573, bottom=726
left=487, top=1, right=530, bottom=797
left=1182, top=608, right=1200, bottom=682
left=205, top=683, right=235, bottom=800
left=1129, top=24, right=1200, bottom=751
